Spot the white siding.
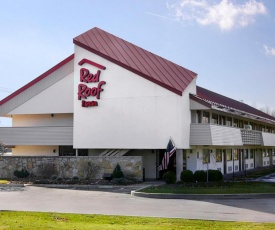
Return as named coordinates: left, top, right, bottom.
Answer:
left=1, top=59, right=74, bottom=115
left=0, top=126, right=73, bottom=145
left=211, top=125, right=242, bottom=146
left=190, top=99, right=210, bottom=110
left=73, top=46, right=196, bottom=149
left=9, top=72, right=74, bottom=115
left=190, top=124, right=243, bottom=146
left=262, top=132, right=275, bottom=146
left=190, top=124, right=212, bottom=145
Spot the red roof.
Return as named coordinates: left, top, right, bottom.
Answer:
left=73, top=27, right=197, bottom=96
left=192, top=86, right=275, bottom=122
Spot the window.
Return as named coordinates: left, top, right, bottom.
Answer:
left=203, top=149, right=210, bottom=164
left=78, top=149, right=88, bottom=156
left=249, top=149, right=254, bottom=159
left=250, top=123, right=255, bottom=130
left=216, top=149, right=222, bottom=162
left=267, top=126, right=272, bottom=133
left=244, top=149, right=248, bottom=159
left=59, top=146, right=88, bottom=156
left=202, top=111, right=210, bottom=123
left=219, top=115, right=226, bottom=125
left=233, top=118, right=238, bottom=127
left=239, top=120, right=244, bottom=128
left=226, top=149, right=232, bottom=161
left=233, top=149, right=239, bottom=160
left=268, top=149, right=272, bottom=157
left=197, top=111, right=202, bottom=123
left=212, top=113, right=218, bottom=124
left=59, top=146, right=76, bottom=156
left=263, top=150, right=268, bottom=157
left=226, top=117, right=232, bottom=126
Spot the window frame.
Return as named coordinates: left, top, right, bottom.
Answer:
left=203, top=149, right=210, bottom=164
left=216, top=149, right=222, bottom=162
left=226, top=149, right=232, bottom=161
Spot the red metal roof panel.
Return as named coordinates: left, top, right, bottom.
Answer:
left=73, top=27, right=197, bottom=96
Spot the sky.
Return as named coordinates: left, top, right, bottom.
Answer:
left=0, top=0, right=275, bottom=126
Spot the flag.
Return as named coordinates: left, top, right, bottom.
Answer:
left=158, top=139, right=176, bottom=171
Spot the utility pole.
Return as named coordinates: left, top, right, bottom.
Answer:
left=232, top=150, right=235, bottom=180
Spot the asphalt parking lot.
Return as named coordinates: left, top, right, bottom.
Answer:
left=1, top=181, right=275, bottom=223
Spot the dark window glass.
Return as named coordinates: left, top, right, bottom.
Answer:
left=59, top=146, right=76, bottom=156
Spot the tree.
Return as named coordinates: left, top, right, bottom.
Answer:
left=0, top=141, right=7, bottom=155
left=112, top=164, right=124, bottom=179
left=258, top=106, right=275, bottom=118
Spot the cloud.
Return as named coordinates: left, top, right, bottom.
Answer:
left=146, top=12, right=178, bottom=22
left=263, top=45, right=275, bottom=56
left=168, top=0, right=267, bottom=31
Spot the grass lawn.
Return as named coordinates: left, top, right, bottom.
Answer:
left=0, top=180, right=8, bottom=184
left=141, top=182, right=275, bottom=194
left=0, top=211, right=275, bottom=229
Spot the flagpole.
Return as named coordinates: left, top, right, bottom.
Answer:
left=170, top=136, right=176, bottom=147
left=158, top=138, right=176, bottom=172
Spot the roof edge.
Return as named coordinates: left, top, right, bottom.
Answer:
left=73, top=40, right=183, bottom=96
left=189, top=94, right=211, bottom=108
left=0, top=54, right=74, bottom=106
left=192, top=90, right=275, bottom=125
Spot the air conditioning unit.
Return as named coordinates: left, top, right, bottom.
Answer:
left=244, top=125, right=252, bottom=130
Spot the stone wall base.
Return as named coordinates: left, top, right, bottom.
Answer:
left=0, top=156, right=143, bottom=181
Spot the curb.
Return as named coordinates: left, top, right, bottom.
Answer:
left=28, top=184, right=117, bottom=189
left=0, top=184, right=25, bottom=188
left=131, top=191, right=275, bottom=199
left=28, top=183, right=148, bottom=191
left=130, top=183, right=275, bottom=200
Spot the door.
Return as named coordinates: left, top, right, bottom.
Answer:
left=223, top=149, right=227, bottom=174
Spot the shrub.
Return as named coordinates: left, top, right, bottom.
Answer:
left=111, top=178, right=128, bottom=185
left=194, top=170, right=207, bottom=182
left=13, top=169, right=29, bottom=178
left=208, top=170, right=223, bottom=182
left=112, top=164, right=124, bottom=179
left=72, top=176, right=79, bottom=181
left=162, top=171, right=176, bottom=184
left=111, top=178, right=141, bottom=185
left=180, top=170, right=194, bottom=182
left=51, top=175, right=58, bottom=180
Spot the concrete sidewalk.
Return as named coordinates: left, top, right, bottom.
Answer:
left=255, top=172, right=275, bottom=183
